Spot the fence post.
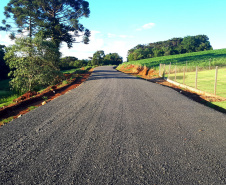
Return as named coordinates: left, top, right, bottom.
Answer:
left=183, top=66, right=185, bottom=84
left=175, top=65, right=177, bottom=81
left=163, top=64, right=165, bottom=77
left=159, top=64, right=161, bottom=77
left=186, top=61, right=187, bottom=72
left=214, top=66, right=218, bottom=95
left=168, top=63, right=171, bottom=79
left=195, top=66, right=198, bottom=89
left=209, top=58, right=211, bottom=70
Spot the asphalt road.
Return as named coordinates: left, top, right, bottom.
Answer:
left=1, top=66, right=226, bottom=184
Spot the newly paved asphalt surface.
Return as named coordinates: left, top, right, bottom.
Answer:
left=1, top=66, right=226, bottom=184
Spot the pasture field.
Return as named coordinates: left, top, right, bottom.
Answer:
left=120, top=48, right=226, bottom=70
left=172, top=67, right=226, bottom=98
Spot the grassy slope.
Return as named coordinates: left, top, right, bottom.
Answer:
left=120, top=48, right=226, bottom=69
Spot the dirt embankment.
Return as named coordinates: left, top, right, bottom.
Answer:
left=0, top=69, right=94, bottom=125
left=117, top=64, right=226, bottom=113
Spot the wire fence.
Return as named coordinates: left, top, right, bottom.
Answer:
left=159, top=62, right=226, bottom=98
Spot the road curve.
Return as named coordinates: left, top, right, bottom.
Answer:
left=1, top=66, right=226, bottom=184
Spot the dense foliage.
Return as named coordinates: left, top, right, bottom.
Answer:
left=59, top=56, right=91, bottom=70
left=104, top=53, right=123, bottom=65
left=0, top=0, right=91, bottom=49
left=127, top=35, right=213, bottom=61
left=4, top=37, right=62, bottom=93
left=0, top=45, right=10, bottom=80
left=91, top=50, right=123, bottom=66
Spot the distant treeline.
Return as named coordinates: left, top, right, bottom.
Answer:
left=127, top=35, right=213, bottom=61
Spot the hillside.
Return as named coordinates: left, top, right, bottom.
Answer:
left=121, top=48, right=226, bottom=69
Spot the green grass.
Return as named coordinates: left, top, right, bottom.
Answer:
left=170, top=68, right=226, bottom=98
left=61, top=66, right=93, bottom=74
left=211, top=101, right=226, bottom=109
left=0, top=79, right=20, bottom=107
left=0, top=116, right=14, bottom=126
left=119, top=48, right=226, bottom=70
left=61, top=68, right=81, bottom=74
left=173, top=68, right=226, bottom=98
left=28, top=106, right=38, bottom=111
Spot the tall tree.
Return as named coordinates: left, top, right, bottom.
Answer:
left=36, top=0, right=91, bottom=49
left=92, top=50, right=105, bottom=66
left=0, top=0, right=40, bottom=39
left=104, top=53, right=123, bottom=65
left=0, top=0, right=91, bottom=49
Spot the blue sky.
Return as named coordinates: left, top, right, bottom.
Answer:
left=0, top=0, right=226, bottom=61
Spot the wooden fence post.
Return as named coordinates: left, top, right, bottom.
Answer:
left=163, top=64, right=165, bottom=77
left=183, top=66, right=185, bottom=84
left=214, top=66, right=218, bottom=95
left=168, top=63, right=171, bottom=79
left=175, top=65, right=177, bottom=81
left=159, top=64, right=161, bottom=77
left=209, top=58, right=211, bottom=70
left=195, top=66, right=198, bottom=89
left=186, top=61, right=187, bottom=72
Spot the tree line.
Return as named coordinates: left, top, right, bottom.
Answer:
left=59, top=51, right=123, bottom=70
left=0, top=0, right=90, bottom=93
left=127, top=35, right=213, bottom=61
left=91, top=50, right=123, bottom=66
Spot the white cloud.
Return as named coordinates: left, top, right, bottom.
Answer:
left=136, top=22, right=155, bottom=31
left=102, top=40, right=137, bottom=61
left=143, top=23, right=155, bottom=29
left=60, top=30, right=104, bottom=59
left=0, top=33, right=15, bottom=46
left=108, top=33, right=116, bottom=38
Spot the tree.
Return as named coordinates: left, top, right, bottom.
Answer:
left=0, top=0, right=40, bottom=39
left=104, top=53, right=123, bottom=65
left=1, top=0, right=91, bottom=49
left=36, top=0, right=91, bottom=49
left=4, top=37, right=62, bottom=93
left=127, top=35, right=213, bottom=61
left=181, top=36, right=197, bottom=53
left=0, top=44, right=9, bottom=80
left=92, top=50, right=105, bottom=66
left=59, top=56, right=78, bottom=69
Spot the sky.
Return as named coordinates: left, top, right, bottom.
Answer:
left=0, top=0, right=226, bottom=61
